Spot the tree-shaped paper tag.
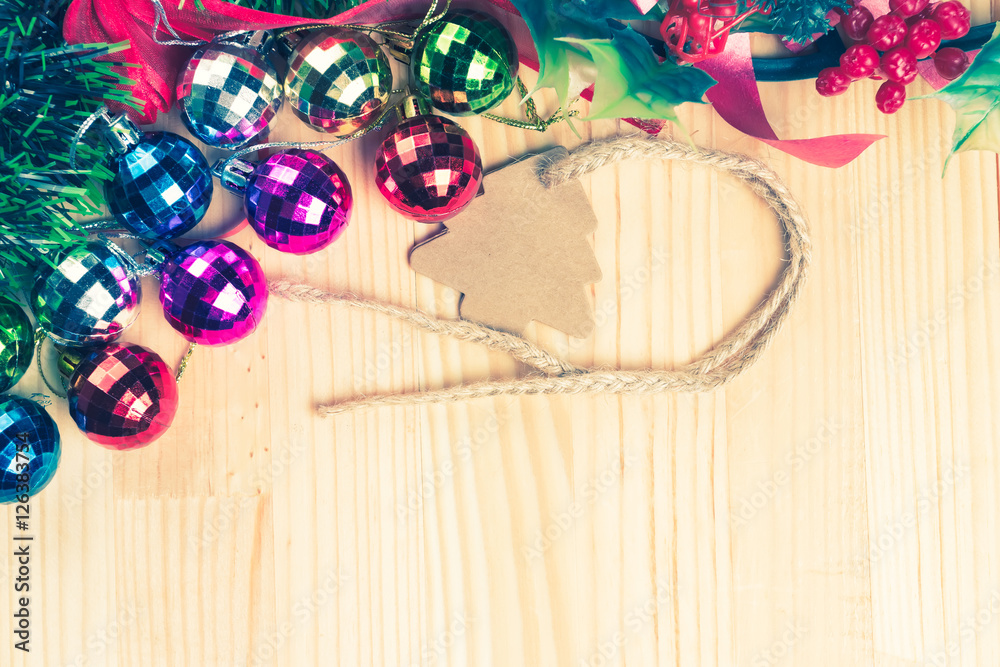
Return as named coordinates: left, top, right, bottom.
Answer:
left=409, top=148, right=603, bottom=337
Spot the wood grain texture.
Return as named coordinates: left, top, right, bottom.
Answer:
left=3, top=7, right=1000, bottom=663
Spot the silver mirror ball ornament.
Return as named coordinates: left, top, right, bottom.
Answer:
left=176, top=31, right=283, bottom=149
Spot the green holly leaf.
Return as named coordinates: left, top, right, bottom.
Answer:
left=929, top=24, right=1000, bottom=170
left=560, top=26, right=716, bottom=125
left=506, top=0, right=644, bottom=105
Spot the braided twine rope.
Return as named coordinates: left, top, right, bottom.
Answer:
left=268, top=135, right=813, bottom=415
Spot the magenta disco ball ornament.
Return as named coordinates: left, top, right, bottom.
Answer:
left=158, top=240, right=268, bottom=346
left=373, top=97, right=483, bottom=224
left=214, top=149, right=352, bottom=254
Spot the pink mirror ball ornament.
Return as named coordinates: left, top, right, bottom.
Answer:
left=158, top=240, right=268, bottom=346
left=67, top=343, right=179, bottom=450
left=245, top=149, right=352, bottom=254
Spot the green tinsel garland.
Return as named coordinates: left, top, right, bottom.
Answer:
left=0, top=0, right=140, bottom=292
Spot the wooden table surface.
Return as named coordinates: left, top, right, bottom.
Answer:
left=4, top=7, right=1000, bottom=664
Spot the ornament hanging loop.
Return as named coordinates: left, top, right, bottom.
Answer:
left=150, top=0, right=207, bottom=46
left=99, top=110, right=142, bottom=155
left=215, top=90, right=405, bottom=179
left=68, top=104, right=111, bottom=170
left=150, top=0, right=262, bottom=47
left=213, top=158, right=256, bottom=194
left=482, top=78, right=579, bottom=132
left=33, top=331, right=68, bottom=400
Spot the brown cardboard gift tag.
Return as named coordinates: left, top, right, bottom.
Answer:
left=409, top=148, right=603, bottom=337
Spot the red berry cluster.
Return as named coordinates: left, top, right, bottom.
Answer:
left=816, top=0, right=972, bottom=114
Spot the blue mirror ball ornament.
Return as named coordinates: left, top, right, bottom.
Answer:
left=102, top=111, right=214, bottom=240
left=0, top=396, right=61, bottom=504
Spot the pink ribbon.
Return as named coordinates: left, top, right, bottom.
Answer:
left=629, top=0, right=659, bottom=13
left=698, top=34, right=884, bottom=168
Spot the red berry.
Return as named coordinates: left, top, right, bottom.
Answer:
left=688, top=13, right=710, bottom=34
left=815, top=67, right=852, bottom=96
left=840, top=44, right=880, bottom=79
left=908, top=2, right=935, bottom=22
left=876, top=80, right=907, bottom=113
left=880, top=46, right=919, bottom=83
left=843, top=6, right=875, bottom=41
left=713, top=2, right=736, bottom=17
left=932, top=1, right=971, bottom=39
left=890, top=0, right=930, bottom=17
left=933, top=46, right=971, bottom=79
left=867, top=14, right=908, bottom=51
left=906, top=19, right=942, bottom=58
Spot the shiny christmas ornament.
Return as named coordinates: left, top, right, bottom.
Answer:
left=159, top=240, right=268, bottom=346
left=215, top=150, right=352, bottom=254
left=0, top=298, right=33, bottom=393
left=102, top=110, right=214, bottom=239
left=410, top=9, right=519, bottom=116
left=374, top=97, right=484, bottom=223
left=65, top=343, right=179, bottom=450
left=0, top=396, right=61, bottom=503
left=30, top=242, right=141, bottom=347
left=283, top=28, right=393, bottom=135
left=177, top=31, right=283, bottom=149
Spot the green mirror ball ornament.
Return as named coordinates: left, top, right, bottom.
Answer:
left=0, top=298, right=33, bottom=393
left=283, top=28, right=393, bottom=136
left=410, top=9, right=519, bottom=116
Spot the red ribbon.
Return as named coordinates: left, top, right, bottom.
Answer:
left=65, top=0, right=882, bottom=167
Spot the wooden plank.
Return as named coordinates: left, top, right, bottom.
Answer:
left=3, top=7, right=1000, bottom=662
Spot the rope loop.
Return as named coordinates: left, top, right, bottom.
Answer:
left=269, top=135, right=812, bottom=414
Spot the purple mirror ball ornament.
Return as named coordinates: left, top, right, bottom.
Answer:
left=158, top=240, right=268, bottom=346
left=67, top=343, right=179, bottom=450
left=245, top=149, right=353, bottom=254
